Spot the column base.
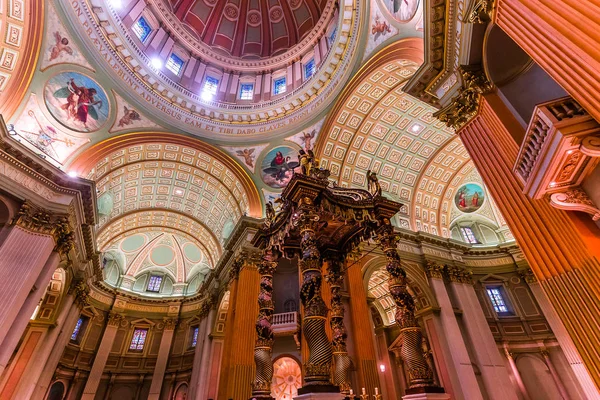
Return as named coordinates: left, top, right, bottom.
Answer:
left=294, top=392, right=344, bottom=400
left=298, top=384, right=340, bottom=395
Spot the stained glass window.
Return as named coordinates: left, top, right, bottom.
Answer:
left=203, top=76, right=219, bottom=98
left=239, top=83, right=254, bottom=100
left=460, top=227, right=478, bottom=244
left=486, top=287, right=509, bottom=313
left=129, top=328, right=148, bottom=351
left=147, top=275, right=162, bottom=292
left=71, top=317, right=83, bottom=341
left=304, top=59, right=316, bottom=80
left=191, top=326, right=199, bottom=347
left=273, top=77, right=286, bottom=95
left=166, top=53, right=185, bottom=76
left=328, top=27, right=337, bottom=46
left=132, top=16, right=152, bottom=43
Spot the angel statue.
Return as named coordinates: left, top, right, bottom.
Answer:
left=367, top=170, right=382, bottom=197
left=265, top=201, right=276, bottom=228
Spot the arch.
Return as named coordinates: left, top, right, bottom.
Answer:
left=515, top=353, right=563, bottom=400
left=46, top=380, right=65, bottom=400
left=174, top=382, right=189, bottom=400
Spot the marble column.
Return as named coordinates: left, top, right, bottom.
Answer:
left=218, top=257, right=260, bottom=400
left=424, top=262, right=482, bottom=400
left=0, top=251, right=61, bottom=378
left=502, top=347, right=530, bottom=400
left=297, top=197, right=334, bottom=392
left=539, top=349, right=570, bottom=400
left=195, top=307, right=217, bottom=400
left=189, top=299, right=212, bottom=399
left=148, top=318, right=178, bottom=400
left=14, top=283, right=84, bottom=400
left=81, top=312, right=124, bottom=400
left=346, top=261, right=381, bottom=396
left=446, top=266, right=517, bottom=400
left=376, top=223, right=443, bottom=395
left=494, top=0, right=600, bottom=123
left=454, top=92, right=600, bottom=389
left=251, top=249, right=277, bottom=399
left=0, top=204, right=73, bottom=351
left=521, top=270, right=599, bottom=398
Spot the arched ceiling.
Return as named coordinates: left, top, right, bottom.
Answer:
left=71, top=134, right=262, bottom=272
left=173, top=0, right=329, bottom=58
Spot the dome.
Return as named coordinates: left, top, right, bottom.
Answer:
left=176, top=0, right=330, bottom=59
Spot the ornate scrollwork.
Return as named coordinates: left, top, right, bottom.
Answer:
left=434, top=67, right=494, bottom=130
left=464, top=0, right=494, bottom=23
left=424, top=261, right=444, bottom=279
left=12, top=201, right=75, bottom=255
left=70, top=280, right=90, bottom=308
left=107, top=312, right=124, bottom=327
left=549, top=187, right=600, bottom=221
left=445, top=265, right=473, bottom=284
left=163, top=318, right=178, bottom=330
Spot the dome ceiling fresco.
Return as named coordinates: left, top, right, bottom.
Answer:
left=2, top=0, right=512, bottom=299
left=173, top=0, right=330, bottom=59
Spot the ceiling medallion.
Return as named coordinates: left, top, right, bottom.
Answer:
left=247, top=10, right=262, bottom=26
left=224, top=4, right=239, bottom=21
left=270, top=6, right=284, bottom=22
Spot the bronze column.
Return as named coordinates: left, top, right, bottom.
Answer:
left=251, top=249, right=278, bottom=399
left=325, top=257, right=351, bottom=393
left=377, top=222, right=443, bottom=394
left=296, top=197, right=335, bottom=392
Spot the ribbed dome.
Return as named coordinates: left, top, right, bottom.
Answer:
left=173, top=0, right=327, bottom=58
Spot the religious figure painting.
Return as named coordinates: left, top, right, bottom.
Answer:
left=454, top=183, right=485, bottom=213
left=261, top=146, right=300, bottom=189
left=44, top=72, right=109, bottom=132
left=381, top=0, right=419, bottom=22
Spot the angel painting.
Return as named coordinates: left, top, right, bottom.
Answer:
left=117, top=106, right=142, bottom=127
left=49, top=32, right=73, bottom=61
left=236, top=148, right=256, bottom=168
left=44, top=72, right=109, bottom=132
left=300, top=129, right=316, bottom=151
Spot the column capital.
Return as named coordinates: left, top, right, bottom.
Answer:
left=12, top=201, right=75, bottom=255
left=69, top=280, right=90, bottom=308
left=424, top=261, right=444, bottom=279
left=519, top=268, right=537, bottom=284
left=163, top=318, right=178, bottom=331
left=107, top=312, right=125, bottom=327
left=445, top=265, right=473, bottom=284
left=434, top=67, right=494, bottom=130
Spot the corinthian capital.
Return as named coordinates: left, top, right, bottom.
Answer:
left=434, top=67, right=494, bottom=130
left=107, top=312, right=125, bottom=327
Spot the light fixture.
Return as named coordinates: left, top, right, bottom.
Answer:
left=566, top=149, right=574, bottom=155
left=411, top=124, right=421, bottom=133
left=67, top=171, right=78, bottom=178
left=549, top=182, right=557, bottom=187
left=174, top=189, right=184, bottom=195
left=379, top=364, right=386, bottom=372
left=110, top=0, right=122, bottom=9
left=150, top=58, right=163, bottom=69
left=201, top=90, right=213, bottom=102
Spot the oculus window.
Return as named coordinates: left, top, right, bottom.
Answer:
left=273, top=77, right=286, bottom=95
left=147, top=275, right=163, bottom=292
left=239, top=83, right=254, bottom=100
left=132, top=16, right=152, bottom=43
left=129, top=328, right=148, bottom=351
left=166, top=53, right=185, bottom=76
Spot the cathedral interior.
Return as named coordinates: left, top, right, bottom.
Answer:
left=0, top=0, right=600, bottom=399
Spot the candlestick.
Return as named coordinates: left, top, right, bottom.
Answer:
left=362, top=388, right=366, bottom=395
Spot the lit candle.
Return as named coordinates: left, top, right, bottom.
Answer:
left=350, top=389, right=354, bottom=395
left=375, top=387, right=379, bottom=395
left=362, top=388, right=366, bottom=395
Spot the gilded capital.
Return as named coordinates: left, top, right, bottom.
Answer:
left=70, top=281, right=90, bottom=308
left=434, top=67, right=494, bottom=130
left=12, top=201, right=75, bottom=255
left=107, top=312, right=124, bottom=327
left=519, top=268, right=538, bottom=284
left=163, top=318, right=178, bottom=330
left=424, top=261, right=444, bottom=279
left=445, top=265, right=473, bottom=284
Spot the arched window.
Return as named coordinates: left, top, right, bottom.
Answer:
left=47, top=381, right=65, bottom=400
left=284, top=299, right=297, bottom=312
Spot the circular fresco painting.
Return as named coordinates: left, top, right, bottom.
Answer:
left=271, top=357, right=301, bottom=400
left=260, top=146, right=300, bottom=189
left=380, top=0, right=420, bottom=22
left=455, top=183, right=485, bottom=213
left=44, top=71, right=109, bottom=132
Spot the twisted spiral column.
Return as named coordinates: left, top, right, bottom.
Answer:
left=377, top=223, right=440, bottom=391
left=251, top=250, right=278, bottom=399
left=325, top=257, right=351, bottom=393
left=297, top=198, right=333, bottom=388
